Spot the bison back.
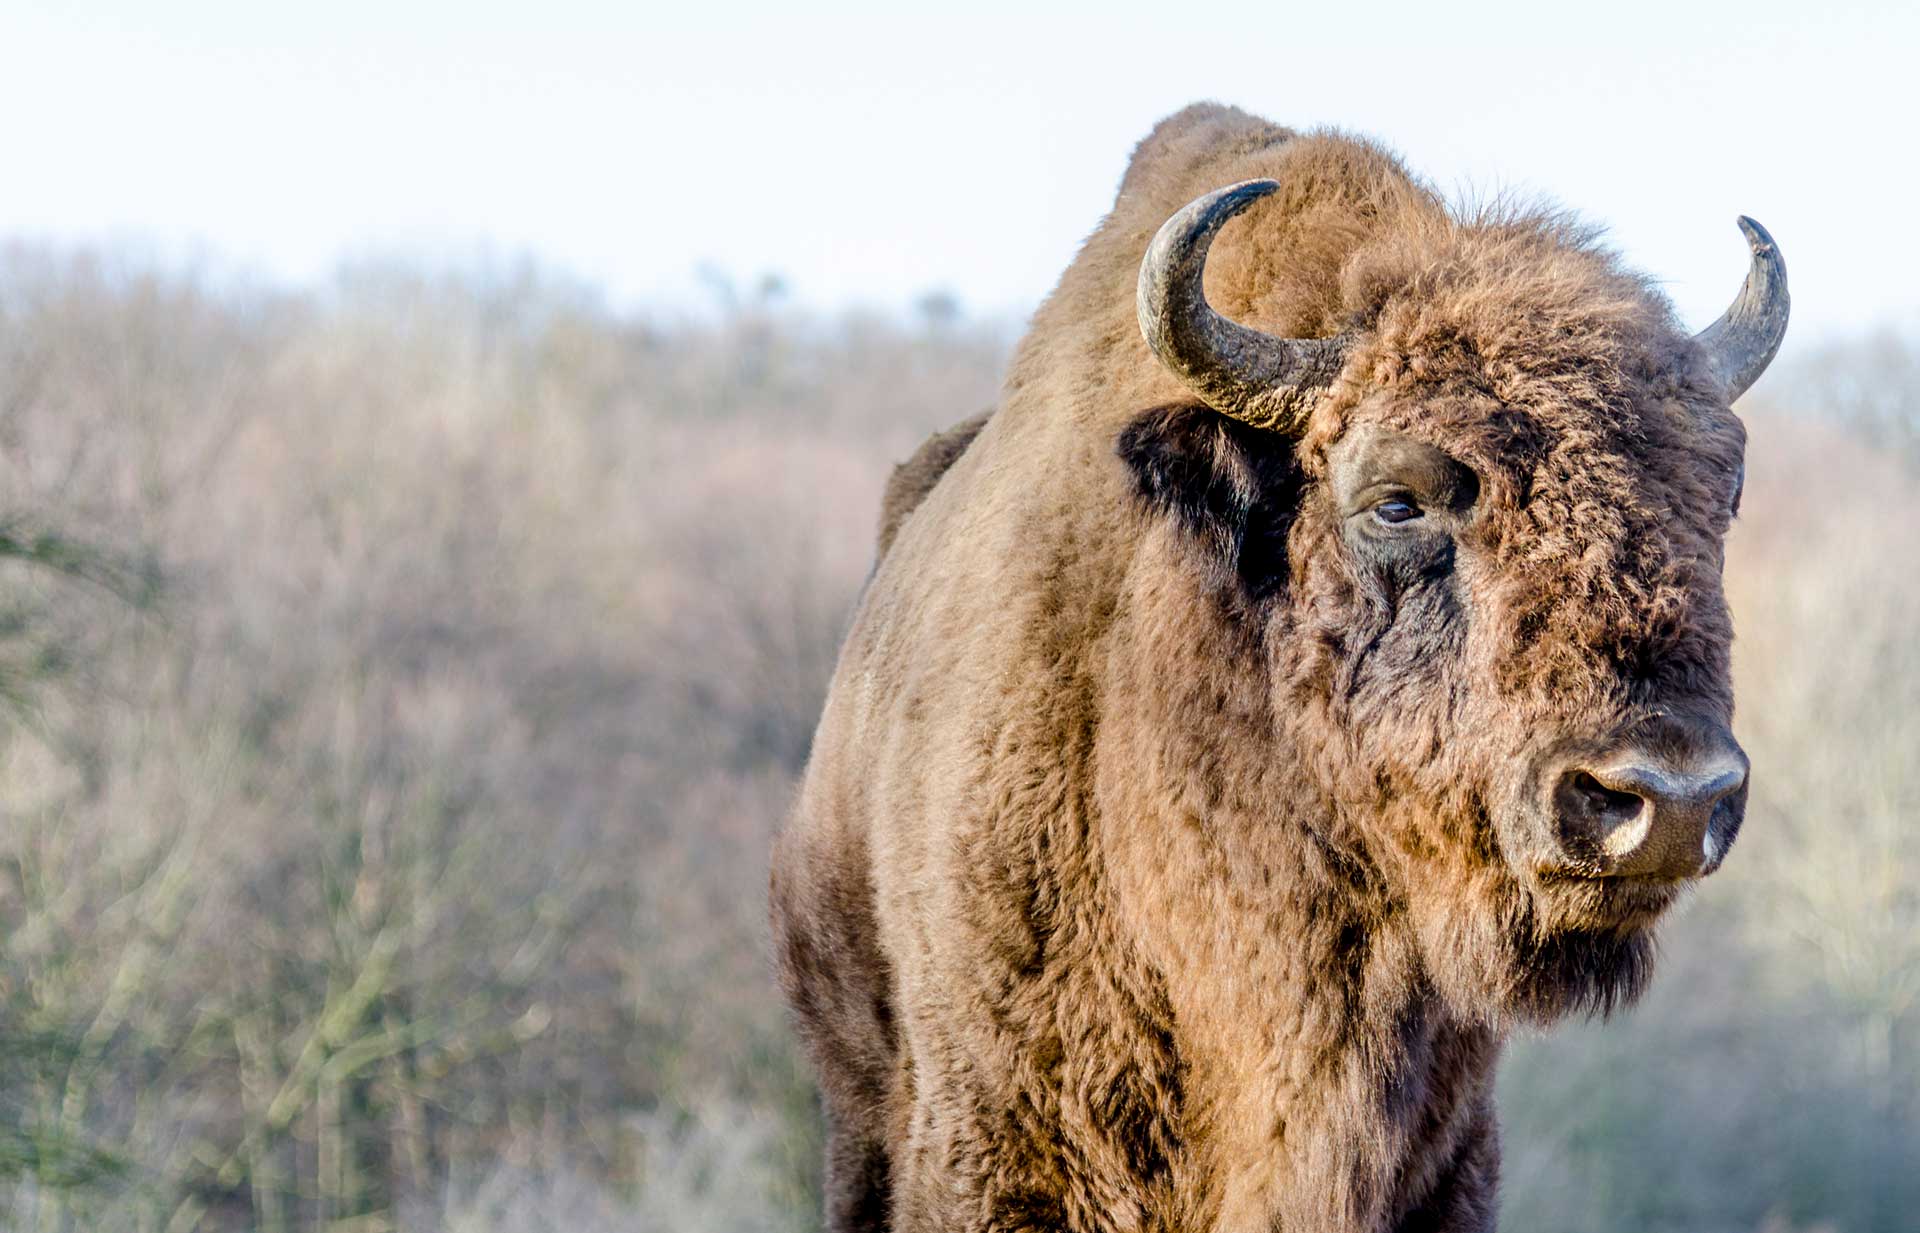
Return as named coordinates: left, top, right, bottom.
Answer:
left=875, top=411, right=992, bottom=559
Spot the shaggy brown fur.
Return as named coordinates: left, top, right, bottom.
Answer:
left=876, top=410, right=992, bottom=559
left=772, top=103, right=1752, bottom=1232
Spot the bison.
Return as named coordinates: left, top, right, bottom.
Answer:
left=770, top=103, right=1787, bottom=1232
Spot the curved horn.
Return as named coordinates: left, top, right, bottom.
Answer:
left=1137, top=179, right=1354, bottom=433
left=1694, top=216, right=1789, bottom=403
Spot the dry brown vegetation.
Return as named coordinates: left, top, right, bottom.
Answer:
left=0, top=247, right=1911, bottom=1231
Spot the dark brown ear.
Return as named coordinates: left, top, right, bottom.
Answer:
left=1116, top=404, right=1305, bottom=601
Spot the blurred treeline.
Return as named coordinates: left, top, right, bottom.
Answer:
left=0, top=246, right=1911, bottom=1232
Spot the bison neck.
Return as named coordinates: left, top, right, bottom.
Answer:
left=1089, top=553, right=1503, bottom=1231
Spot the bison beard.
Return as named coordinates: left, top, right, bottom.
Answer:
left=772, top=103, right=1782, bottom=1232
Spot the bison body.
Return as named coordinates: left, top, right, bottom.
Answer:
left=772, top=104, right=1783, bottom=1232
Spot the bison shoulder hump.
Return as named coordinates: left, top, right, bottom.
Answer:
left=874, top=410, right=992, bottom=559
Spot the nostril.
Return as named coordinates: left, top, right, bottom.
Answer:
left=1553, top=767, right=1655, bottom=862
left=1569, top=770, right=1646, bottom=827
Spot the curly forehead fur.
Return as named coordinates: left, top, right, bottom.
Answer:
left=773, top=101, right=1754, bottom=1232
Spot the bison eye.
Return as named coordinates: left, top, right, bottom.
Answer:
left=1731, top=464, right=1745, bottom=519
left=1373, top=498, right=1423, bottom=525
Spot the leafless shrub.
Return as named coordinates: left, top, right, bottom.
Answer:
left=1780, top=320, right=1920, bottom=463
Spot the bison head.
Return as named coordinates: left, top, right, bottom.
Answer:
left=1120, top=180, right=1787, bottom=1023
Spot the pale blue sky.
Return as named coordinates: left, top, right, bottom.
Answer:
left=3, top=1, right=1913, bottom=341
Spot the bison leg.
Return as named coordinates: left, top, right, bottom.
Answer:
left=771, top=831, right=902, bottom=1230
left=823, top=1118, right=892, bottom=1232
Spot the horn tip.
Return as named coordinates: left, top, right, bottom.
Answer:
left=1216, top=178, right=1282, bottom=209
left=1735, top=215, right=1776, bottom=255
